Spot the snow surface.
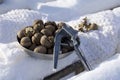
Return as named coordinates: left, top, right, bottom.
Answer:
left=68, top=54, right=120, bottom=80
left=69, top=7, right=120, bottom=80
left=0, top=0, right=120, bottom=80
left=0, top=0, right=120, bottom=21
left=0, top=42, right=78, bottom=80
left=36, top=0, right=120, bottom=21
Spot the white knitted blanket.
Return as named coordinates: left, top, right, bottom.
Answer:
left=0, top=7, right=120, bottom=80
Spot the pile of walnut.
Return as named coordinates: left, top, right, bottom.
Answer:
left=17, top=20, right=74, bottom=54
left=78, top=17, right=98, bottom=32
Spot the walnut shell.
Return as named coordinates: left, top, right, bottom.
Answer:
left=33, top=20, right=43, bottom=25
left=33, top=23, right=44, bottom=32
left=45, top=21, right=56, bottom=27
left=17, top=29, right=26, bottom=39
left=34, top=46, right=47, bottom=54
left=45, top=25, right=56, bottom=32
left=20, top=37, right=31, bottom=48
left=88, top=23, right=98, bottom=31
left=32, top=33, right=42, bottom=45
left=41, top=29, right=53, bottom=36
left=40, top=35, right=53, bottom=48
left=29, top=44, right=36, bottom=51
left=25, top=27, right=34, bottom=37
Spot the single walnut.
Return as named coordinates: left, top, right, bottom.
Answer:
left=20, top=37, right=31, bottom=48
left=34, top=46, right=47, bottom=54
left=17, top=29, right=26, bottom=39
left=45, top=21, right=57, bottom=27
left=29, top=44, right=36, bottom=51
left=40, top=35, right=53, bottom=48
left=45, top=25, right=56, bottom=32
left=25, top=27, right=34, bottom=37
left=88, top=23, right=98, bottom=31
left=32, top=33, right=42, bottom=45
left=33, top=20, right=43, bottom=25
left=33, top=23, right=44, bottom=32
left=41, top=29, right=53, bottom=36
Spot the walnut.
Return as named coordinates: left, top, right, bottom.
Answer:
left=17, top=29, right=26, bottom=39
left=29, top=44, right=36, bottom=51
left=33, top=23, right=44, bottom=32
left=34, top=46, right=47, bottom=54
left=45, top=21, right=57, bottom=27
left=40, top=35, right=53, bottom=48
left=33, top=20, right=43, bottom=25
left=88, top=23, right=98, bottom=31
left=41, top=29, right=53, bottom=36
left=45, top=25, right=56, bottom=32
left=20, top=37, right=31, bottom=48
left=25, top=27, right=34, bottom=37
left=32, top=33, right=42, bottom=45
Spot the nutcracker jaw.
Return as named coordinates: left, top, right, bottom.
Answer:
left=53, top=24, right=92, bottom=71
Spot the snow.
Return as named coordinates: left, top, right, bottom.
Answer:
left=0, top=42, right=78, bottom=80
left=68, top=54, right=120, bottom=80
left=36, top=0, right=120, bottom=21
left=0, top=0, right=56, bottom=14
left=0, top=0, right=120, bottom=21
left=0, top=0, right=120, bottom=80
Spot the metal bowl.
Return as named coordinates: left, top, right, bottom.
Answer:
left=17, top=36, right=73, bottom=60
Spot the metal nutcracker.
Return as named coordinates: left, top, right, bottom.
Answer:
left=53, top=24, right=92, bottom=71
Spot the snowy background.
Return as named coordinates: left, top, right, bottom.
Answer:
left=0, top=0, right=120, bottom=80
